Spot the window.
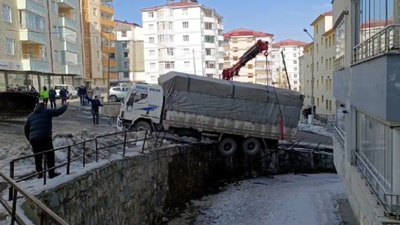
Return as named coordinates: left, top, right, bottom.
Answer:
left=183, top=48, right=190, bottom=55
left=293, top=53, right=297, bottom=57
left=150, top=62, right=156, bottom=69
left=92, top=7, right=97, bottom=16
left=233, top=56, right=238, bottom=61
left=294, top=67, right=298, bottom=71
left=123, top=62, right=129, bottom=68
left=149, top=50, right=155, bottom=56
left=206, top=74, right=213, bottom=78
left=182, top=8, right=188, bottom=15
left=293, top=60, right=297, bottom=64
left=148, top=12, right=154, bottom=18
left=248, top=73, right=254, bottom=78
left=123, top=72, right=129, bottom=78
left=233, top=47, right=238, bottom=52
left=5, top=38, right=15, bottom=55
left=322, top=95, right=324, bottom=102
left=204, top=22, right=213, bottom=30
left=294, top=81, right=298, bottom=84
left=148, top=24, right=154, bottom=30
left=2, top=4, right=12, bottom=23
left=205, top=48, right=214, bottom=56
left=182, top=21, right=189, bottom=28
left=122, top=42, right=127, bottom=48
left=167, top=48, right=174, bottom=56
left=204, top=35, right=215, bottom=43
left=184, top=61, right=190, bottom=68
left=96, top=50, right=100, bottom=58
left=206, top=61, right=215, bottom=69
left=109, top=53, right=115, bottom=59
left=164, top=61, right=174, bottom=69
left=124, top=52, right=128, bottom=58
left=149, top=37, right=155, bottom=44
left=247, top=64, right=253, bottom=69
left=183, top=35, right=189, bottom=41
left=121, top=31, right=127, bottom=37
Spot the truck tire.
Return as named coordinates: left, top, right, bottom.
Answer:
left=132, top=121, right=152, bottom=131
left=242, top=138, right=261, bottom=156
left=218, top=137, right=237, bottom=157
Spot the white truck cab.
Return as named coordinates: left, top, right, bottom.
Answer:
left=117, top=83, right=163, bottom=131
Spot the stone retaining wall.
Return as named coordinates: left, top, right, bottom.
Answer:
left=22, top=145, right=335, bottom=225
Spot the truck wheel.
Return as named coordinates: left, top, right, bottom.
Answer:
left=132, top=121, right=152, bottom=131
left=242, top=138, right=261, bottom=156
left=218, top=137, right=237, bottom=157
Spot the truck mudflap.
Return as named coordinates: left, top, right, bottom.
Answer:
left=117, top=117, right=124, bottom=131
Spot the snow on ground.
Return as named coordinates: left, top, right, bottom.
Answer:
left=298, top=121, right=333, bottom=138
left=168, top=174, right=345, bottom=225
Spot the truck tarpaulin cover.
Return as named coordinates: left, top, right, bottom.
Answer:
left=158, top=71, right=304, bottom=128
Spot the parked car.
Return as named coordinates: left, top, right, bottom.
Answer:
left=54, top=84, right=78, bottom=99
left=108, top=86, right=131, bottom=102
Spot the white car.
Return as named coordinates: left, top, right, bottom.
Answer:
left=54, top=84, right=78, bottom=99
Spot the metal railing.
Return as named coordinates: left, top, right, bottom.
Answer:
left=354, top=150, right=400, bottom=219
left=8, top=129, right=168, bottom=200
left=333, top=126, right=345, bottom=149
left=0, top=171, right=70, bottom=225
left=352, top=25, right=400, bottom=64
left=334, top=55, right=345, bottom=70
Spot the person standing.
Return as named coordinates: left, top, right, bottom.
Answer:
left=24, top=102, right=68, bottom=179
left=86, top=95, right=103, bottom=124
left=49, top=88, right=57, bottom=109
left=59, top=87, right=68, bottom=105
left=40, top=86, right=49, bottom=108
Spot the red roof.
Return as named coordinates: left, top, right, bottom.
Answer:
left=272, top=39, right=309, bottom=48
left=224, top=28, right=274, bottom=39
left=142, top=1, right=199, bottom=11
left=115, top=20, right=142, bottom=27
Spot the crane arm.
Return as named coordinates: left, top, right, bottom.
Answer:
left=222, top=39, right=269, bottom=80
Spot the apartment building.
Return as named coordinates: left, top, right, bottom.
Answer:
left=82, top=0, right=116, bottom=87
left=0, top=0, right=84, bottom=92
left=300, top=12, right=336, bottom=119
left=270, top=39, right=307, bottom=91
left=114, top=20, right=145, bottom=83
left=332, top=0, right=400, bottom=224
left=142, top=0, right=224, bottom=84
left=223, top=28, right=274, bottom=84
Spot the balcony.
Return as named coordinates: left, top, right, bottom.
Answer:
left=59, top=0, right=77, bottom=9
left=100, top=4, right=114, bottom=14
left=352, top=25, right=400, bottom=65
left=58, top=17, right=78, bottom=31
left=100, top=18, right=116, bottom=28
left=334, top=55, right=345, bottom=71
left=101, top=32, right=116, bottom=41
left=102, top=59, right=117, bottom=67
left=61, top=41, right=80, bottom=53
left=21, top=56, right=50, bottom=73
left=102, top=46, right=116, bottom=54
left=17, top=0, right=46, bottom=17
left=19, top=29, right=47, bottom=45
left=64, top=64, right=81, bottom=75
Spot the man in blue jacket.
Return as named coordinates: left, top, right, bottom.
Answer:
left=86, top=95, right=103, bottom=124
left=24, top=102, right=68, bottom=179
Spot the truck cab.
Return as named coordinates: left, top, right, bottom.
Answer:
left=117, top=83, right=164, bottom=131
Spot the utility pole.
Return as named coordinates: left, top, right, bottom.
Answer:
left=107, top=39, right=111, bottom=102
left=192, top=49, right=196, bottom=75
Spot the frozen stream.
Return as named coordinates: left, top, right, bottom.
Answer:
left=166, top=173, right=346, bottom=225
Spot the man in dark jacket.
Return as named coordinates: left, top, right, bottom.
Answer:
left=59, top=87, right=68, bottom=105
left=24, top=102, right=68, bottom=179
left=49, top=88, right=57, bottom=109
left=86, top=95, right=103, bottom=124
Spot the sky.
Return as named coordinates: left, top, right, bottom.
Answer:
left=113, top=0, right=333, bottom=42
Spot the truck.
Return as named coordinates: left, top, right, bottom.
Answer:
left=117, top=71, right=303, bottom=156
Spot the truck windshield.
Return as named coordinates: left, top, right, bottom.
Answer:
left=126, top=91, right=148, bottom=111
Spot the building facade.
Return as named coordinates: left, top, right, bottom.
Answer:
left=300, top=12, right=336, bottom=119
left=0, top=0, right=84, bottom=92
left=142, top=0, right=224, bottom=84
left=114, top=20, right=145, bottom=84
left=332, top=0, right=400, bottom=224
left=223, top=28, right=274, bottom=84
left=82, top=0, right=116, bottom=87
left=270, top=40, right=307, bottom=91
